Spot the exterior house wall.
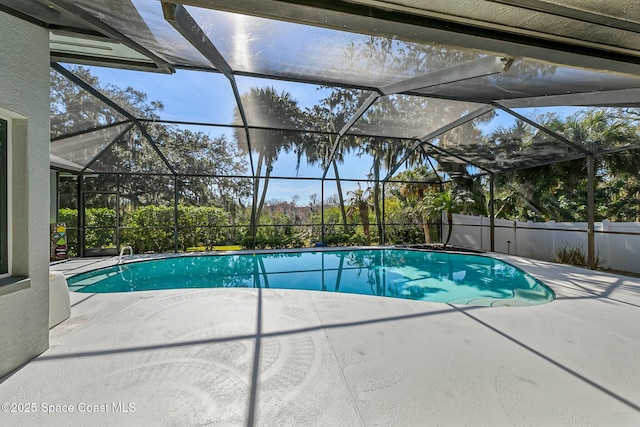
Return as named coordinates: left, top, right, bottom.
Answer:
left=0, top=11, right=51, bottom=378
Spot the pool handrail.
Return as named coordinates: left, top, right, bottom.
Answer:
left=118, top=246, right=134, bottom=264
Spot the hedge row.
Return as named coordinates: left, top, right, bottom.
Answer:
left=59, top=205, right=232, bottom=253
left=58, top=204, right=433, bottom=255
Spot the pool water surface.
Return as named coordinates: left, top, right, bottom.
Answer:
left=67, top=249, right=554, bottom=306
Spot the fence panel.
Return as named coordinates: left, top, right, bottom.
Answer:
left=445, top=213, right=640, bottom=274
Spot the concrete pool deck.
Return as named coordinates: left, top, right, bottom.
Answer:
left=1, top=252, right=639, bottom=426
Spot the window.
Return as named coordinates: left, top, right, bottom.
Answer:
left=0, top=118, right=8, bottom=275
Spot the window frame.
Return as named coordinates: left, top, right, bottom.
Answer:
left=0, top=116, right=11, bottom=277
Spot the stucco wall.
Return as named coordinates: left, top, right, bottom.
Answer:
left=0, top=11, right=51, bottom=377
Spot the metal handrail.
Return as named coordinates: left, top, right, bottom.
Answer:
left=117, top=246, right=134, bottom=264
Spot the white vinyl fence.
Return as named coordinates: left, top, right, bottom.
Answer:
left=444, top=213, right=640, bottom=274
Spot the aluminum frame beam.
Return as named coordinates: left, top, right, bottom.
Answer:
left=323, top=57, right=510, bottom=179
left=51, top=63, right=177, bottom=175
left=380, top=56, right=512, bottom=95
left=382, top=104, right=494, bottom=182
left=51, top=120, right=132, bottom=142
left=493, top=102, right=592, bottom=155
left=587, top=155, right=596, bottom=269
left=163, top=2, right=255, bottom=177
left=46, top=0, right=173, bottom=73
left=421, top=140, right=494, bottom=176
left=485, top=0, right=640, bottom=34
left=82, top=122, right=136, bottom=172
left=497, top=152, right=588, bottom=173
left=497, top=88, right=640, bottom=109
left=422, top=146, right=444, bottom=185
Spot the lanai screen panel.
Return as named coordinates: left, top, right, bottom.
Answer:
left=89, top=127, right=173, bottom=174
left=235, top=76, right=375, bottom=133
left=50, top=66, right=131, bottom=139
left=184, top=5, right=486, bottom=87
left=247, top=129, right=334, bottom=178
left=421, top=145, right=479, bottom=180
left=84, top=66, right=238, bottom=124
left=50, top=123, right=132, bottom=169
left=349, top=95, right=486, bottom=139
left=177, top=176, right=251, bottom=209
left=386, top=153, right=447, bottom=184
left=70, top=0, right=212, bottom=69
left=507, top=106, right=640, bottom=153
left=430, top=110, right=584, bottom=172
left=416, top=59, right=640, bottom=103
left=118, top=174, right=175, bottom=229
left=151, top=124, right=251, bottom=176
left=328, top=136, right=417, bottom=180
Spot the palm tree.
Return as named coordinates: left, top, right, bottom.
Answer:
left=419, top=188, right=474, bottom=248
left=492, top=109, right=639, bottom=222
left=233, top=87, right=303, bottom=236
left=300, top=89, right=366, bottom=234
left=420, top=190, right=454, bottom=247
left=394, top=167, right=440, bottom=243
left=346, top=184, right=373, bottom=241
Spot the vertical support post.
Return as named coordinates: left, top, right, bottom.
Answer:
left=321, top=179, right=325, bottom=244
left=115, top=174, right=120, bottom=251
left=381, top=182, right=386, bottom=246
left=438, top=182, right=444, bottom=243
left=490, top=173, right=495, bottom=252
left=587, top=155, right=596, bottom=269
left=252, top=177, right=258, bottom=249
left=77, top=173, right=85, bottom=258
left=174, top=175, right=179, bottom=253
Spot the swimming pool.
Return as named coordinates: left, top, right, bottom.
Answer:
left=68, top=248, right=554, bottom=306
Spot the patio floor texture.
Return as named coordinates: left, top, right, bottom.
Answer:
left=1, top=254, right=639, bottom=426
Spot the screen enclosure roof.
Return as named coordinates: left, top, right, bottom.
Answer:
left=4, top=0, right=640, bottom=181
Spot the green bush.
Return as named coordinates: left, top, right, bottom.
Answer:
left=122, top=205, right=231, bottom=253
left=59, top=205, right=235, bottom=254
left=58, top=207, right=78, bottom=227
left=178, top=205, right=230, bottom=250
left=121, top=205, right=175, bottom=253
left=323, top=232, right=352, bottom=246
left=58, top=207, right=116, bottom=249
left=245, top=213, right=305, bottom=249
left=85, top=207, right=117, bottom=248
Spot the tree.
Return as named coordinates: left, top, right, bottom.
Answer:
left=419, top=187, right=475, bottom=247
left=391, top=167, right=440, bottom=243
left=346, top=184, right=373, bottom=241
left=233, top=87, right=303, bottom=237
left=50, top=66, right=162, bottom=138
left=492, top=108, right=640, bottom=222
left=51, top=65, right=251, bottom=227
left=300, top=88, right=367, bottom=234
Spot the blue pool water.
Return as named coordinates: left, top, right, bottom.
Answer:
left=68, top=249, right=554, bottom=306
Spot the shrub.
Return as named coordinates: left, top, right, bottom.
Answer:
left=555, top=243, right=599, bottom=267
left=122, top=205, right=231, bottom=253
left=121, top=205, right=174, bottom=253
left=58, top=207, right=78, bottom=227
left=178, top=205, right=230, bottom=250
left=323, top=232, right=352, bottom=246
left=58, top=207, right=116, bottom=249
